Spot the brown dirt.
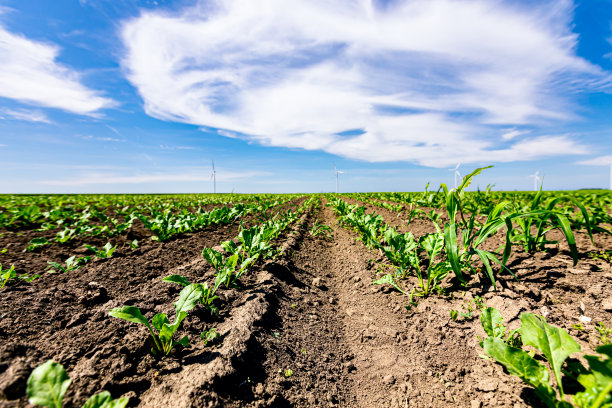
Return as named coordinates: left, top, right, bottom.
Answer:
left=0, top=197, right=611, bottom=407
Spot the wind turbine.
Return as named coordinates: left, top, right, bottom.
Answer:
left=211, top=161, right=216, bottom=194
left=334, top=163, right=344, bottom=193
left=448, top=163, right=461, bottom=189
left=528, top=170, right=541, bottom=191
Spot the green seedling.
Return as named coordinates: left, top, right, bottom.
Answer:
left=27, top=360, right=128, bottom=408
left=481, top=308, right=612, bottom=407
left=25, top=237, right=51, bottom=252
left=84, top=242, right=117, bottom=259
left=1, top=264, right=39, bottom=288
left=0, top=248, right=7, bottom=253
left=284, top=369, right=294, bottom=378
left=109, top=283, right=202, bottom=356
left=373, top=273, right=407, bottom=295
left=201, top=328, right=220, bottom=346
left=47, top=255, right=91, bottom=273
left=596, top=323, right=612, bottom=345
left=450, top=309, right=459, bottom=321
left=478, top=307, right=522, bottom=348
left=129, top=239, right=139, bottom=249
left=310, top=220, right=333, bottom=239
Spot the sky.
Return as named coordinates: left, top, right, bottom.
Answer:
left=1, top=0, right=612, bottom=193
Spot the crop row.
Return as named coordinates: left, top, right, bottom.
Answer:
left=20, top=195, right=319, bottom=407
left=329, top=168, right=611, bottom=407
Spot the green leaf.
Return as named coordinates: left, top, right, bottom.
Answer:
left=83, top=392, right=129, bottom=408
left=82, top=392, right=112, bottom=408
left=151, top=313, right=169, bottom=332
left=482, top=337, right=557, bottom=407
left=174, top=283, right=202, bottom=318
left=109, top=306, right=149, bottom=327
left=372, top=273, right=407, bottom=295
left=574, top=345, right=612, bottom=408
left=162, top=274, right=191, bottom=287
left=474, top=249, right=496, bottom=289
left=519, top=313, right=581, bottom=397
left=480, top=307, right=506, bottom=339
left=202, top=248, right=223, bottom=272
left=27, top=360, right=71, bottom=408
left=553, top=214, right=578, bottom=266
left=444, top=223, right=464, bottom=283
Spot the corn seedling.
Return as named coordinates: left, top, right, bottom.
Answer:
left=27, top=360, right=128, bottom=408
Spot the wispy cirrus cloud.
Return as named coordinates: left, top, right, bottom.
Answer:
left=121, top=0, right=608, bottom=167
left=0, top=107, right=51, bottom=123
left=0, top=24, right=115, bottom=114
left=576, top=155, right=612, bottom=166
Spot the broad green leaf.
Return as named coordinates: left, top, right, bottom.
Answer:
left=574, top=345, right=612, bottom=408
left=151, top=313, right=169, bottom=332
left=27, top=360, right=71, bottom=408
left=480, top=307, right=505, bottom=339
left=174, top=283, right=202, bottom=317
left=483, top=337, right=557, bottom=407
left=82, top=392, right=112, bottom=408
left=109, top=306, right=150, bottom=328
left=519, top=313, right=581, bottom=397
left=162, top=274, right=191, bottom=287
left=159, top=311, right=187, bottom=346
left=202, top=248, right=223, bottom=272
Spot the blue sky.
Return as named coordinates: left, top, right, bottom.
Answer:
left=1, top=0, right=612, bottom=193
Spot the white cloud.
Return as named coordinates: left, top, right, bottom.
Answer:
left=40, top=170, right=271, bottom=186
left=576, top=155, right=612, bottom=166
left=501, top=128, right=530, bottom=141
left=0, top=108, right=51, bottom=123
left=0, top=25, right=115, bottom=114
left=121, top=0, right=607, bottom=167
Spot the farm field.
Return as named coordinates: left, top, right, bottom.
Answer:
left=0, top=169, right=611, bottom=408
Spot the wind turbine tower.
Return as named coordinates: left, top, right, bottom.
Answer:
left=448, top=163, right=461, bottom=189
left=334, top=164, right=344, bottom=194
left=528, top=170, right=541, bottom=191
left=211, top=161, right=216, bottom=194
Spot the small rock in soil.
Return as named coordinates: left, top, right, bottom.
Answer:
left=601, top=297, right=612, bottom=312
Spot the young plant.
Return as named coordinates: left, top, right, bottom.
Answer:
left=481, top=309, right=612, bottom=407
left=162, top=274, right=219, bottom=314
left=47, top=255, right=91, bottom=273
left=109, top=283, right=202, bottom=356
left=27, top=360, right=128, bottom=408
left=372, top=273, right=407, bottom=295
left=201, top=328, right=220, bottom=346
left=25, top=237, right=51, bottom=252
left=1, top=264, right=39, bottom=288
left=310, top=220, right=333, bottom=239
left=202, top=248, right=257, bottom=291
left=84, top=242, right=117, bottom=259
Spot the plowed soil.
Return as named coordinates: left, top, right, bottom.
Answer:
left=0, top=197, right=611, bottom=408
